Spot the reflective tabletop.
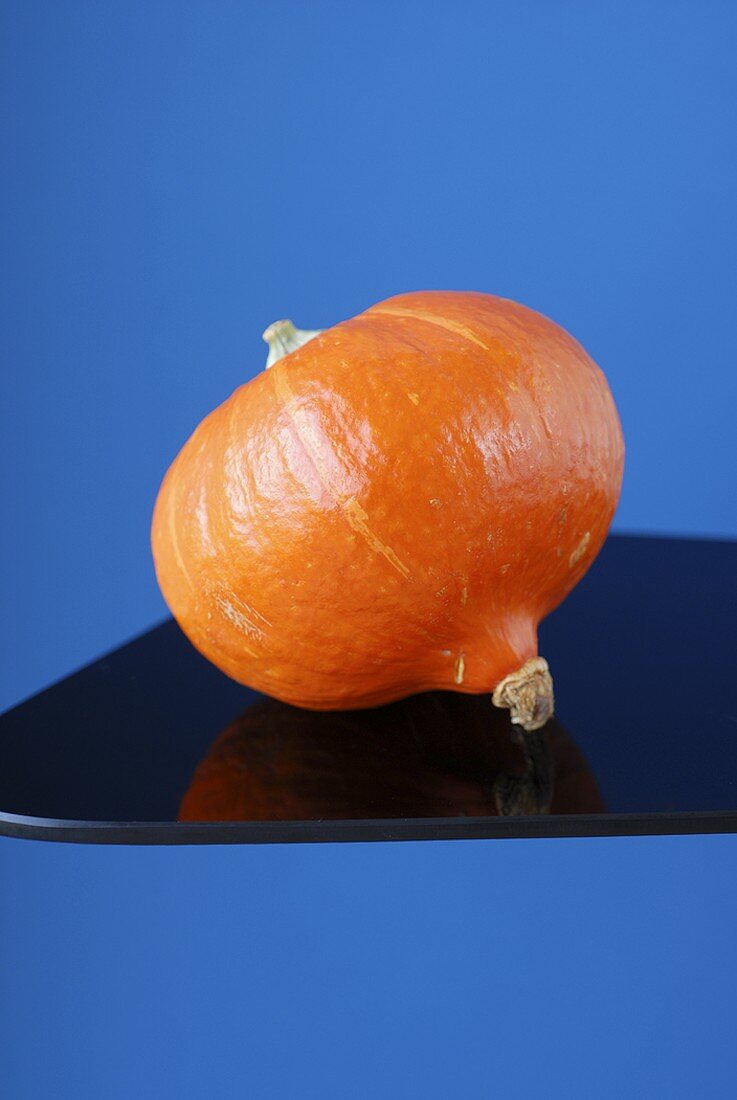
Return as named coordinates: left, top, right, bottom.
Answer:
left=1, top=534, right=736, bottom=843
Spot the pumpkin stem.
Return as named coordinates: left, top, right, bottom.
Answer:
left=262, top=319, right=323, bottom=368
left=492, top=656, right=554, bottom=732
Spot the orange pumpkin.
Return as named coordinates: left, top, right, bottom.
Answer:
left=152, top=291, right=623, bottom=728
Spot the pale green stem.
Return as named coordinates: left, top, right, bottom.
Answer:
left=262, top=319, right=323, bottom=368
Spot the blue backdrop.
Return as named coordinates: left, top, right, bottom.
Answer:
left=1, top=834, right=736, bottom=1099
left=2, top=7, right=737, bottom=1098
left=2, top=0, right=736, bottom=712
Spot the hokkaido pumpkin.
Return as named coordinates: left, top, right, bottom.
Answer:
left=152, top=291, right=623, bottom=729
left=178, top=692, right=606, bottom=822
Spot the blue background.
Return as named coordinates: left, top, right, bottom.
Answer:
left=2, top=0, right=737, bottom=713
left=2, top=4, right=737, bottom=1097
left=3, top=835, right=737, bottom=1099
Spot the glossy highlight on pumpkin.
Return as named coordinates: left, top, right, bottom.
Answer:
left=152, top=291, right=624, bottom=715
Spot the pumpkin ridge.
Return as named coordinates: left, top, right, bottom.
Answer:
left=270, top=362, right=411, bottom=579
left=165, top=469, right=194, bottom=592
left=341, top=497, right=411, bottom=579
left=369, top=306, right=490, bottom=351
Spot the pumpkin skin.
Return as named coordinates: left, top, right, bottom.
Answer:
left=152, top=291, right=623, bottom=713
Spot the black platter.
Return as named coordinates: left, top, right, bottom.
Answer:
left=1, top=534, right=735, bottom=843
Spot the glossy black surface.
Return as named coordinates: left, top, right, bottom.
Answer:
left=1, top=534, right=736, bottom=843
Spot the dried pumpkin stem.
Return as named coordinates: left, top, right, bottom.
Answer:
left=492, top=656, right=554, bottom=732
left=262, top=319, right=323, bottom=368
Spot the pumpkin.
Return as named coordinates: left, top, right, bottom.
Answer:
left=178, top=692, right=606, bottom=822
left=152, top=291, right=623, bottom=729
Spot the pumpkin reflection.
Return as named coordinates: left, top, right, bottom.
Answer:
left=179, top=693, right=604, bottom=822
